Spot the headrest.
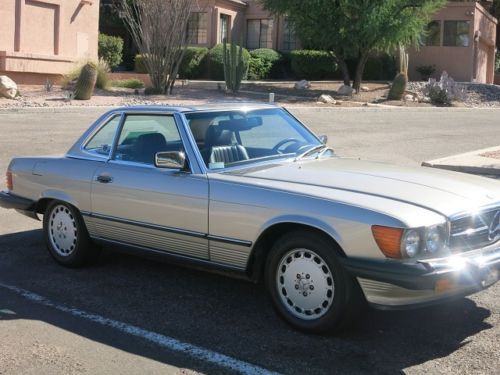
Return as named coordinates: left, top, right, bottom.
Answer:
left=135, top=133, right=167, bottom=148
left=205, top=125, right=236, bottom=146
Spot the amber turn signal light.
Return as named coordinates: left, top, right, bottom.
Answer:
left=6, top=171, right=13, bottom=191
left=371, top=225, right=403, bottom=258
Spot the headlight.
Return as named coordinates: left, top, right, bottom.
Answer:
left=425, top=225, right=445, bottom=254
left=401, top=229, right=421, bottom=258
left=372, top=224, right=448, bottom=259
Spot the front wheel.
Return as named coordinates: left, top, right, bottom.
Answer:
left=265, top=231, right=364, bottom=333
left=43, top=201, right=99, bottom=267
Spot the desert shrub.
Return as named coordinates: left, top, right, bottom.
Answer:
left=207, top=43, right=250, bottom=80
left=98, top=34, right=124, bottom=69
left=63, top=59, right=110, bottom=89
left=423, top=71, right=466, bottom=105
left=248, top=48, right=281, bottom=80
left=134, top=54, right=148, bottom=73
left=416, top=64, right=436, bottom=81
left=110, top=78, right=145, bottom=89
left=179, top=47, right=209, bottom=79
left=289, top=50, right=337, bottom=80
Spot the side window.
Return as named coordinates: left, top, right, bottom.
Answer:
left=114, top=114, right=182, bottom=165
left=84, top=115, right=121, bottom=157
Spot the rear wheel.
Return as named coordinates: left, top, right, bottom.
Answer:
left=43, top=201, right=99, bottom=267
left=265, top=231, right=364, bottom=333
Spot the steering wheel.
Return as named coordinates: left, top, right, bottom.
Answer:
left=272, top=138, right=302, bottom=154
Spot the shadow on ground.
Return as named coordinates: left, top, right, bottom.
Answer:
left=0, top=229, right=493, bottom=374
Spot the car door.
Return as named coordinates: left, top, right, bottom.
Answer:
left=90, top=112, right=209, bottom=260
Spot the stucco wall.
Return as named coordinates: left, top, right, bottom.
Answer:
left=0, top=0, right=99, bottom=83
left=409, top=1, right=497, bottom=83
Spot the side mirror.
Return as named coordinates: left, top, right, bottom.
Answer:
left=155, top=151, right=187, bottom=170
left=318, top=135, right=328, bottom=145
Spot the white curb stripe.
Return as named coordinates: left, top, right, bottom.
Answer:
left=0, top=282, right=279, bottom=375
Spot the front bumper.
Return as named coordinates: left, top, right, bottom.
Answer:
left=342, top=243, right=500, bottom=309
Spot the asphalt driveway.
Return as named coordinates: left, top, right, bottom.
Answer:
left=1, top=107, right=499, bottom=374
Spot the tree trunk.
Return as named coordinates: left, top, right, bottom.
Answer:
left=336, top=57, right=351, bottom=86
left=353, top=53, right=369, bottom=93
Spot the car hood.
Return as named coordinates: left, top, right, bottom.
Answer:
left=224, top=157, right=500, bottom=217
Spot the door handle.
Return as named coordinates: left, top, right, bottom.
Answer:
left=96, top=175, right=113, bottom=184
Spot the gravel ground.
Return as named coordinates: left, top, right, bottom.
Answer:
left=407, top=82, right=500, bottom=108
left=3, top=80, right=499, bottom=109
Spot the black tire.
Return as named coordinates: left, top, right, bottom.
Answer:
left=43, top=201, right=99, bottom=267
left=265, top=231, right=364, bottom=334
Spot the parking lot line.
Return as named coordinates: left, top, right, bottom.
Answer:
left=0, top=282, right=278, bottom=375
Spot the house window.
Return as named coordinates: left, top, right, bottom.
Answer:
left=220, top=14, right=230, bottom=43
left=443, top=20, right=470, bottom=47
left=420, top=21, right=441, bottom=46
left=282, top=17, right=298, bottom=51
left=187, top=12, right=208, bottom=45
left=247, top=19, right=273, bottom=49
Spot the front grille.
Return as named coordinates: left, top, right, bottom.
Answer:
left=449, top=206, right=500, bottom=251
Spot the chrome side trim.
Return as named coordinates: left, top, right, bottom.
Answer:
left=207, top=234, right=252, bottom=247
left=91, top=236, right=247, bottom=273
left=81, top=211, right=252, bottom=247
left=82, top=211, right=206, bottom=238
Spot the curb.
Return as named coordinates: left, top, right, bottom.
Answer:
left=422, top=146, right=500, bottom=176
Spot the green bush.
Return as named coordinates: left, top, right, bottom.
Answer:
left=248, top=57, right=267, bottom=80
left=248, top=48, right=282, bottom=80
left=289, top=50, right=337, bottom=80
left=207, top=43, right=250, bottom=80
left=63, top=59, right=110, bottom=89
left=134, top=54, right=148, bottom=73
left=98, top=34, right=124, bottom=69
left=110, top=78, right=145, bottom=89
left=495, top=51, right=500, bottom=73
left=179, top=47, right=209, bottom=79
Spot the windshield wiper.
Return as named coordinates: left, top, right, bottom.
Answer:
left=294, top=144, right=328, bottom=161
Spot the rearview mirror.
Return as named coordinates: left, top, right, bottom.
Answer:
left=155, top=151, right=187, bottom=170
left=319, top=135, right=328, bottom=145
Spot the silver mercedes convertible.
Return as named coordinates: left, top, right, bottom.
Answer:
left=1, top=104, right=499, bottom=333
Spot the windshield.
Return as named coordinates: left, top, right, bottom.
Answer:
left=185, top=108, right=323, bottom=170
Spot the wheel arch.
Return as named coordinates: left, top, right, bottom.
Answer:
left=36, top=190, right=81, bottom=214
left=246, top=217, right=346, bottom=282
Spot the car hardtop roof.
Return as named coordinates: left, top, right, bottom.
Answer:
left=109, top=102, right=279, bottom=115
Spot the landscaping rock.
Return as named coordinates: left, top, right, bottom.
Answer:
left=404, top=94, right=414, bottom=102
left=361, top=86, right=370, bottom=92
left=337, top=84, right=354, bottom=96
left=294, top=80, right=311, bottom=90
left=0, top=75, right=17, bottom=99
left=318, top=94, right=336, bottom=104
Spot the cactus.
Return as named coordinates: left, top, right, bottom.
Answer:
left=223, top=40, right=245, bottom=94
left=388, top=46, right=409, bottom=100
left=74, top=62, right=98, bottom=100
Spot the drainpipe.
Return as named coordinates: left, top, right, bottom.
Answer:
left=472, top=30, right=480, bottom=82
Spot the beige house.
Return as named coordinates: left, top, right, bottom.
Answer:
left=184, top=0, right=298, bottom=50
left=0, top=0, right=99, bottom=84
left=1, top=0, right=497, bottom=84
left=409, top=1, right=497, bottom=83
